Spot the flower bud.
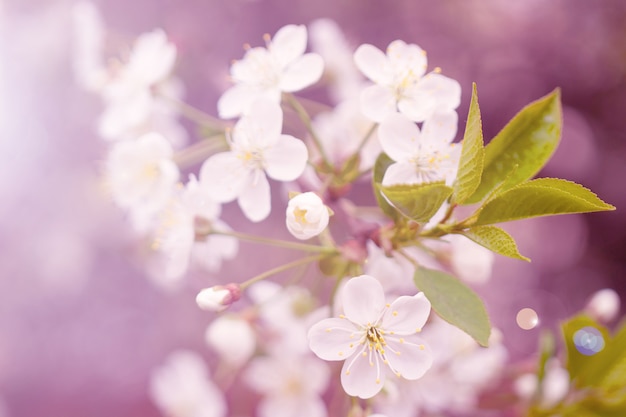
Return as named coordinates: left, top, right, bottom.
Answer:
left=285, top=192, right=330, bottom=240
left=195, top=284, right=241, bottom=312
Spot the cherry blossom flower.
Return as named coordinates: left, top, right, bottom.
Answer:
left=585, top=288, right=620, bottom=322
left=98, top=29, right=178, bottom=140
left=354, top=40, right=461, bottom=123
left=200, top=99, right=308, bottom=222
left=308, top=275, right=433, bottom=399
left=149, top=350, right=227, bottom=417
left=286, top=192, right=330, bottom=240
left=378, top=111, right=460, bottom=186
left=150, top=175, right=238, bottom=287
left=104, top=132, right=179, bottom=231
left=243, top=353, right=330, bottom=417
left=217, top=24, right=324, bottom=119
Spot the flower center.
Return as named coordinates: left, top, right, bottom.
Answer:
left=366, top=326, right=387, bottom=355
left=293, top=207, right=308, bottom=224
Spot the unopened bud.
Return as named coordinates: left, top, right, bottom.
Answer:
left=195, top=284, right=241, bottom=312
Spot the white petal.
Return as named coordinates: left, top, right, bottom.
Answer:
left=378, top=113, right=421, bottom=162
left=279, top=53, right=324, bottom=92
left=340, top=349, right=385, bottom=399
left=399, top=73, right=461, bottom=122
left=384, top=336, right=432, bottom=380
left=308, top=318, right=361, bottom=361
left=421, top=111, right=459, bottom=146
left=217, top=84, right=253, bottom=119
left=382, top=293, right=431, bottom=334
left=381, top=162, right=419, bottom=186
left=354, top=44, right=390, bottom=85
left=386, top=40, right=427, bottom=80
left=359, top=85, right=397, bottom=123
left=264, top=135, right=308, bottom=181
left=199, top=152, right=248, bottom=202
left=270, top=24, right=308, bottom=68
left=238, top=172, right=271, bottom=222
left=235, top=99, right=283, bottom=148
left=342, top=275, right=385, bottom=325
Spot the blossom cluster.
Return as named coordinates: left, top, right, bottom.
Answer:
left=74, top=3, right=619, bottom=417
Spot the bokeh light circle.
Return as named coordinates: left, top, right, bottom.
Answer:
left=516, top=308, right=539, bottom=330
left=573, top=326, right=605, bottom=356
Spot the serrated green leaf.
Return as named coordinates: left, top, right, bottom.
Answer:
left=460, top=225, right=530, bottom=261
left=452, top=83, right=484, bottom=205
left=372, top=153, right=399, bottom=221
left=473, top=178, right=615, bottom=226
left=380, top=182, right=453, bottom=224
left=413, top=267, right=491, bottom=346
left=466, top=89, right=562, bottom=204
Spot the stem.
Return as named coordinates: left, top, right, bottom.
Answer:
left=160, top=94, right=228, bottom=129
left=240, top=254, right=325, bottom=290
left=396, top=247, right=419, bottom=268
left=283, top=93, right=333, bottom=170
left=355, top=122, right=378, bottom=155
left=210, top=229, right=336, bottom=253
left=173, top=134, right=229, bottom=168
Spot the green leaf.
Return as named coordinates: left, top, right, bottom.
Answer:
left=372, top=153, right=399, bottom=221
left=466, top=88, right=562, bottom=204
left=459, top=225, right=530, bottom=261
left=452, top=83, right=484, bottom=205
left=473, top=178, right=615, bottom=226
left=413, top=267, right=491, bottom=346
left=562, top=314, right=611, bottom=387
left=380, top=182, right=453, bottom=224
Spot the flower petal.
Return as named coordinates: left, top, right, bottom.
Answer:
left=341, top=275, right=385, bottom=325
left=386, top=40, right=427, bottom=80
left=238, top=171, right=271, bottom=222
left=235, top=99, right=283, bottom=148
left=264, top=135, right=308, bottom=181
left=340, top=348, right=385, bottom=399
left=384, top=335, right=433, bottom=380
left=354, top=44, right=390, bottom=85
left=382, top=292, right=431, bottom=334
left=270, top=24, right=308, bottom=68
left=199, top=152, right=248, bottom=202
left=421, top=110, right=458, bottom=147
left=398, top=73, right=461, bottom=122
left=378, top=113, right=421, bottom=162
left=217, top=84, right=253, bottom=119
left=359, top=85, right=396, bottom=123
left=381, top=162, right=419, bottom=186
left=279, top=53, right=324, bottom=92
left=308, top=318, right=361, bottom=361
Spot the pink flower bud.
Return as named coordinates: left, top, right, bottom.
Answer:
left=195, top=284, right=241, bottom=312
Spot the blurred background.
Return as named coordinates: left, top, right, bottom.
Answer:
left=0, top=0, right=625, bottom=416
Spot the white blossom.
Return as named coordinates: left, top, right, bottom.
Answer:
left=378, top=111, right=460, bottom=186
left=151, top=175, right=238, bottom=287
left=104, top=132, right=179, bottom=231
left=149, top=350, right=227, bottom=417
left=200, top=99, right=308, bottom=222
left=308, top=275, right=433, bottom=399
left=354, top=40, right=461, bottom=122
left=218, top=24, right=324, bottom=119
left=286, top=192, right=330, bottom=240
